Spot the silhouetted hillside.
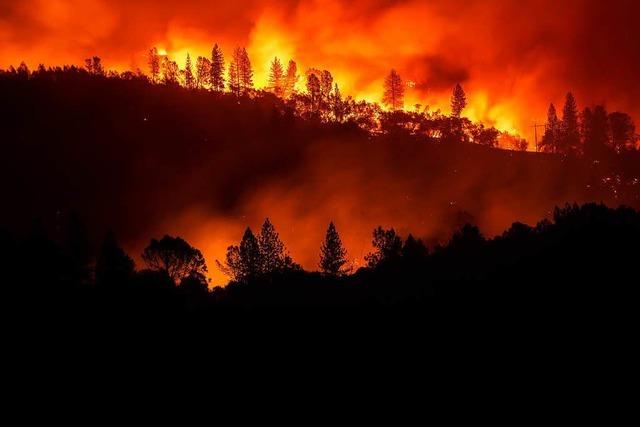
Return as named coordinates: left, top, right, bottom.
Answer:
left=2, top=71, right=639, bottom=280
left=2, top=203, right=639, bottom=320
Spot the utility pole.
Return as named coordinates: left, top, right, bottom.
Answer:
left=530, top=122, right=546, bottom=152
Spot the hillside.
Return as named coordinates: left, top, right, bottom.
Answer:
left=2, top=72, right=639, bottom=282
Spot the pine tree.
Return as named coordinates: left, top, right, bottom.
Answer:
left=306, top=73, right=322, bottom=113
left=184, top=53, right=195, bottom=89
left=283, top=60, right=299, bottom=98
left=561, top=92, right=580, bottom=154
left=383, top=69, right=404, bottom=111
left=218, top=228, right=262, bottom=282
left=195, top=56, right=211, bottom=89
left=228, top=47, right=241, bottom=96
left=541, top=103, right=560, bottom=153
left=329, top=83, right=346, bottom=122
left=258, top=218, right=293, bottom=273
left=451, top=83, right=467, bottom=117
left=240, top=47, right=253, bottom=93
left=319, top=222, right=350, bottom=276
left=268, top=57, right=284, bottom=97
left=148, top=47, right=160, bottom=83
left=228, top=47, right=252, bottom=96
left=210, top=43, right=225, bottom=92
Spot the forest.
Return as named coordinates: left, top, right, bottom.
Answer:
left=1, top=53, right=640, bottom=316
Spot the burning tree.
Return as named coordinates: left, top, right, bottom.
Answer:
left=451, top=83, right=466, bottom=118
left=540, top=103, right=560, bottom=153
left=148, top=47, right=160, bottom=83
left=267, top=57, right=284, bottom=97
left=210, top=43, right=225, bottom=92
left=383, top=69, right=404, bottom=111
left=195, top=56, right=211, bottom=89
left=283, top=60, right=299, bottom=98
left=184, top=53, right=195, bottom=89
left=561, top=92, right=580, bottom=154
left=228, top=47, right=253, bottom=96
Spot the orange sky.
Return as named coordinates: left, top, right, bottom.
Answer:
left=2, top=0, right=639, bottom=142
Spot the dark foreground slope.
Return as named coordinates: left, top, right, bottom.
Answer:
left=2, top=203, right=639, bottom=320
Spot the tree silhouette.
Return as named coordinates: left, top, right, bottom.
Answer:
left=268, top=57, right=284, bottom=97
left=162, top=57, right=179, bottom=85
left=320, top=70, right=334, bottom=102
left=306, top=72, right=322, bottom=113
left=84, top=56, right=104, bottom=76
left=17, top=62, right=29, bottom=78
left=218, top=228, right=261, bottom=282
left=329, top=83, right=347, bottom=122
left=258, top=218, right=297, bottom=273
left=240, top=48, right=253, bottom=92
left=365, top=227, right=403, bottom=268
left=142, top=235, right=207, bottom=283
left=319, top=222, right=350, bottom=276
left=541, top=103, right=560, bottom=153
left=195, top=56, right=211, bottom=89
left=451, top=83, right=466, bottom=118
left=228, top=47, right=253, bottom=96
left=210, top=44, right=225, bottom=92
left=283, top=60, right=299, bottom=98
left=448, top=223, right=485, bottom=251
left=561, top=92, right=580, bottom=154
left=148, top=47, right=160, bottom=84
left=402, top=234, right=428, bottom=261
left=609, top=112, right=637, bottom=152
left=184, top=53, right=195, bottom=89
left=383, top=69, right=404, bottom=111
left=95, top=231, right=135, bottom=288
left=582, top=105, right=609, bottom=157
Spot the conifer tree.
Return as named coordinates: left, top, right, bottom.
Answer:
left=451, top=83, right=467, bottom=117
left=210, top=43, right=225, bottom=92
left=383, top=69, right=404, bottom=111
left=258, top=218, right=292, bottom=273
left=148, top=47, right=160, bottom=83
left=561, top=92, right=580, bottom=154
left=228, top=47, right=252, bottom=96
left=217, top=228, right=262, bottom=282
left=240, top=47, right=253, bottom=93
left=228, top=48, right=241, bottom=96
left=184, top=53, right=195, bottom=89
left=195, top=56, right=211, bottom=88
left=541, top=103, right=560, bottom=153
left=319, top=222, right=350, bottom=276
left=283, top=60, right=299, bottom=98
left=268, top=57, right=284, bottom=97
left=306, top=73, right=322, bottom=113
